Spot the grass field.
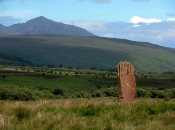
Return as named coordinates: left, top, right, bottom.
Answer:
left=0, top=68, right=175, bottom=90
left=0, top=69, right=117, bottom=91
left=0, top=98, right=175, bottom=130
left=0, top=67, right=175, bottom=101
left=0, top=68, right=175, bottom=91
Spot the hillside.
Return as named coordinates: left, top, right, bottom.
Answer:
left=0, top=24, right=6, bottom=34
left=0, top=51, right=36, bottom=66
left=0, top=16, right=95, bottom=36
left=0, top=35, right=175, bottom=72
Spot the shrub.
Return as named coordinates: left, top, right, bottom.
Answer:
left=0, top=87, right=35, bottom=101
left=102, top=88, right=118, bottom=97
left=52, top=88, right=64, bottom=96
left=2, top=75, right=6, bottom=79
left=92, top=90, right=103, bottom=97
left=136, top=88, right=151, bottom=98
left=151, top=90, right=169, bottom=98
left=41, top=73, right=45, bottom=76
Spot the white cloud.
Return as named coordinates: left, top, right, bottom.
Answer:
left=64, top=21, right=107, bottom=32
left=103, top=33, right=114, bottom=37
left=159, top=29, right=175, bottom=40
left=0, top=16, right=21, bottom=26
left=133, top=24, right=140, bottom=27
left=0, top=9, right=40, bottom=25
left=129, top=16, right=162, bottom=24
left=167, top=18, right=175, bottom=21
left=67, top=19, right=175, bottom=48
left=0, top=9, right=38, bottom=19
left=79, top=0, right=111, bottom=3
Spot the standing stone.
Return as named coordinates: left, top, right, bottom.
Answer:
left=116, top=61, right=136, bottom=103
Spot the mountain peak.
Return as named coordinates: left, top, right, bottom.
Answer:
left=0, top=16, right=96, bottom=36
left=37, top=16, right=46, bottom=19
left=26, top=16, right=52, bottom=24
left=32, top=16, right=49, bottom=21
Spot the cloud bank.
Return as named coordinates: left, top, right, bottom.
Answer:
left=167, top=18, right=175, bottom=21
left=66, top=16, right=175, bottom=48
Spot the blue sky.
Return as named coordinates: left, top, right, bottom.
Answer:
left=0, top=0, right=175, bottom=48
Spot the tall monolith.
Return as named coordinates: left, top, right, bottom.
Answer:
left=116, top=61, right=136, bottom=103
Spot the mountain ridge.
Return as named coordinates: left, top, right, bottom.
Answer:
left=0, top=16, right=96, bottom=36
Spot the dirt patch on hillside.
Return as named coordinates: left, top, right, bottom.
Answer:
left=42, top=75, right=58, bottom=80
left=0, top=70, right=34, bottom=74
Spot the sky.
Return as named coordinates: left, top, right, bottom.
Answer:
left=0, top=0, right=175, bottom=48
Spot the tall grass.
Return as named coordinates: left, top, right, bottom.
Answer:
left=0, top=98, right=175, bottom=130
left=13, top=106, right=32, bottom=122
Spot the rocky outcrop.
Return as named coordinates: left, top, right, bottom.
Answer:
left=116, top=61, right=136, bottom=103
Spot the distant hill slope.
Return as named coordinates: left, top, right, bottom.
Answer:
left=0, top=51, right=36, bottom=66
left=0, top=16, right=95, bottom=36
left=0, top=35, right=175, bottom=72
left=0, top=24, right=6, bottom=34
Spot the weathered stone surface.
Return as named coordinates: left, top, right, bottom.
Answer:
left=116, top=61, right=136, bottom=103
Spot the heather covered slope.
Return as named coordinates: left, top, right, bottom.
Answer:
left=0, top=35, right=175, bottom=72
left=0, top=51, right=35, bottom=66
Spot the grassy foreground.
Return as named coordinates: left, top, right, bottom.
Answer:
left=0, top=98, right=175, bottom=130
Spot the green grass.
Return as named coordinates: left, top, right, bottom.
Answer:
left=0, top=74, right=116, bottom=91
left=0, top=35, right=175, bottom=72
left=0, top=68, right=175, bottom=102
left=14, top=106, right=32, bottom=122
left=0, top=68, right=175, bottom=92
left=0, top=98, right=175, bottom=130
left=0, top=68, right=118, bottom=92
